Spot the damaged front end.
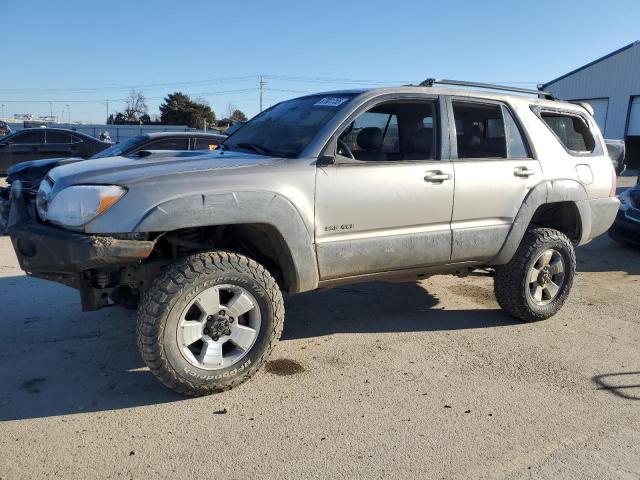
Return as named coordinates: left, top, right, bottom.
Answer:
left=7, top=181, right=158, bottom=311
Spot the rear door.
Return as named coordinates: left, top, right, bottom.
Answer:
left=447, top=98, right=542, bottom=261
left=43, top=130, right=77, bottom=159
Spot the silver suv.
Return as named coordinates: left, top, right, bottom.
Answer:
left=7, top=80, right=619, bottom=396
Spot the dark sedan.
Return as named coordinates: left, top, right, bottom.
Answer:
left=609, top=178, right=640, bottom=247
left=0, top=128, right=112, bottom=174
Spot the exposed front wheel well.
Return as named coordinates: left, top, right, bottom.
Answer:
left=146, top=224, right=297, bottom=293
left=529, top=202, right=581, bottom=242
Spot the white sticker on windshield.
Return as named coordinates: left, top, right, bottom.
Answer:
left=314, top=97, right=349, bottom=107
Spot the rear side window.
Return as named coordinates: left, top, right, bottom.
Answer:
left=452, top=102, right=506, bottom=158
left=142, top=138, right=189, bottom=150
left=46, top=131, right=72, bottom=144
left=193, top=137, right=219, bottom=150
left=540, top=112, right=595, bottom=153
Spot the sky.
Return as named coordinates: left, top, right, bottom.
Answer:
left=1, top=0, right=639, bottom=124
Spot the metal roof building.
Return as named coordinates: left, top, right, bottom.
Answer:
left=542, top=41, right=640, bottom=167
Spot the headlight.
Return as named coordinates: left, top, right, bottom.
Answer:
left=40, top=185, right=126, bottom=228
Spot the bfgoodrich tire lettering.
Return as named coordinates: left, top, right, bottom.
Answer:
left=494, top=228, right=576, bottom=322
left=137, top=251, right=284, bottom=396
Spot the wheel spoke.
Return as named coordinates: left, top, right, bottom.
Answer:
left=198, top=339, right=223, bottom=367
left=225, top=291, right=255, bottom=319
left=229, top=324, right=257, bottom=351
left=528, top=266, right=540, bottom=284
left=532, top=285, right=544, bottom=302
left=181, top=320, right=203, bottom=346
left=195, top=288, right=221, bottom=316
left=544, top=280, right=560, bottom=299
left=539, top=250, right=553, bottom=267
left=548, top=258, right=564, bottom=275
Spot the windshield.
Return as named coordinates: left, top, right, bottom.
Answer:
left=223, top=94, right=356, bottom=158
left=91, top=135, right=146, bottom=159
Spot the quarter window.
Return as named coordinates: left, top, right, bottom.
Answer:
left=540, top=112, right=595, bottom=153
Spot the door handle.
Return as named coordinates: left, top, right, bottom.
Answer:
left=513, top=166, right=535, bottom=178
left=424, top=171, right=452, bottom=183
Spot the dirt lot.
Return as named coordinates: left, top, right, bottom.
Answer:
left=0, top=178, right=639, bottom=480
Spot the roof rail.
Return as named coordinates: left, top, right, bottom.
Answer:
left=419, top=78, right=555, bottom=100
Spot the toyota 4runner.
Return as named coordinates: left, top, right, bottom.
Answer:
left=7, top=80, right=620, bottom=396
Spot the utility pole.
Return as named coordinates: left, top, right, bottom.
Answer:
left=66, top=104, right=70, bottom=123
left=106, top=99, right=109, bottom=122
left=48, top=101, right=53, bottom=120
left=259, top=75, right=266, bottom=112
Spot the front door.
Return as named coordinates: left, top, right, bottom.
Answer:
left=447, top=98, right=543, bottom=261
left=314, top=98, right=455, bottom=280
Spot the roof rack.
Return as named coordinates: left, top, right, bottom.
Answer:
left=419, top=78, right=555, bottom=100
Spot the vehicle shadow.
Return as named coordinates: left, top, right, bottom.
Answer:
left=282, top=281, right=518, bottom=340
left=0, top=275, right=183, bottom=422
left=0, top=276, right=518, bottom=422
left=592, top=371, right=640, bottom=400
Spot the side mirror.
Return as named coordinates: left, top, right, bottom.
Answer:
left=316, top=154, right=335, bottom=166
left=316, top=137, right=337, bottom=166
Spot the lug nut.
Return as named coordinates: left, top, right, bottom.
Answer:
left=203, top=328, right=210, bottom=334
left=219, top=310, right=225, bottom=316
left=212, top=336, right=219, bottom=341
left=229, top=317, right=234, bottom=323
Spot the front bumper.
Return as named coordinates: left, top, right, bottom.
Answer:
left=609, top=207, right=640, bottom=246
left=7, top=182, right=155, bottom=283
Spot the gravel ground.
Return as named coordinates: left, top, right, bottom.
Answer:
left=0, top=177, right=638, bottom=479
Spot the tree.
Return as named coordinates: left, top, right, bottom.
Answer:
left=124, top=89, right=148, bottom=122
left=159, top=92, right=215, bottom=129
left=230, top=109, right=247, bottom=123
left=224, top=103, right=247, bottom=123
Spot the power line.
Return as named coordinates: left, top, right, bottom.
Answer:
left=0, top=75, right=258, bottom=93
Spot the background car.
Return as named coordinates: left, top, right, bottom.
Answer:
left=5, top=131, right=226, bottom=192
left=609, top=180, right=640, bottom=246
left=0, top=131, right=227, bottom=232
left=0, top=128, right=112, bottom=174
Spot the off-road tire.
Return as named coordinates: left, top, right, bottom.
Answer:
left=137, top=251, right=284, bottom=396
left=494, top=228, right=576, bottom=322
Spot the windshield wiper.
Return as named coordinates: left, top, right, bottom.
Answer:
left=235, top=142, right=271, bottom=156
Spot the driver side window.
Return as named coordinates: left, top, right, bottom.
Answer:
left=337, top=100, right=437, bottom=162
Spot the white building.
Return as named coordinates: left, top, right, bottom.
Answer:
left=542, top=41, right=640, bottom=167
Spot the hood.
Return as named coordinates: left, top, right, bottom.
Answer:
left=7, top=156, right=85, bottom=187
left=47, top=149, right=280, bottom=192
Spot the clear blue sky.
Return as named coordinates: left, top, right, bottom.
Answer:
left=2, top=0, right=639, bottom=123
